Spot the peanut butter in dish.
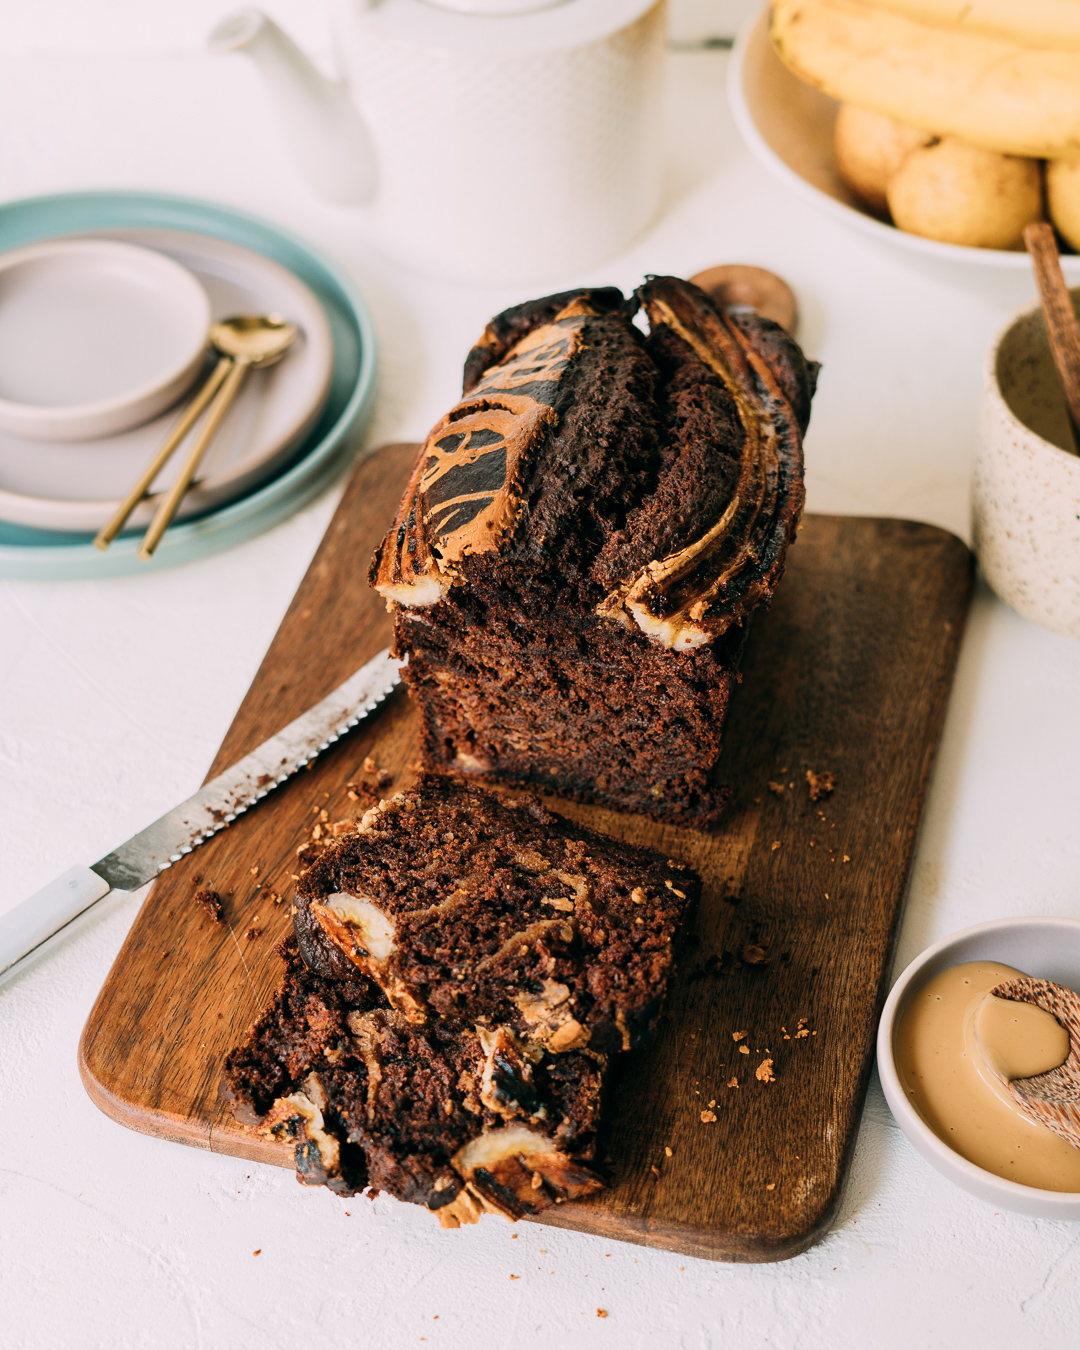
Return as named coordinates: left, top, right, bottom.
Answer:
left=894, top=961, right=1080, bottom=1192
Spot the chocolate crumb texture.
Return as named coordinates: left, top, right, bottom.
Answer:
left=193, top=888, right=224, bottom=925
left=806, top=769, right=837, bottom=802
left=223, top=937, right=608, bottom=1225
left=293, top=773, right=698, bottom=1055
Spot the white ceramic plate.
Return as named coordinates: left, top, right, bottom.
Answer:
left=0, top=238, right=211, bottom=442
left=878, top=917, right=1080, bottom=1219
left=728, top=7, right=1080, bottom=280
left=0, top=228, right=333, bottom=532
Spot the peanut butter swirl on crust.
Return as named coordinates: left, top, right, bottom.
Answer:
left=595, top=277, right=806, bottom=651
left=371, top=298, right=595, bottom=607
left=371, top=276, right=810, bottom=653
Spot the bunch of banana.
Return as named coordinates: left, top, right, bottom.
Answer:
left=858, top=1, right=1080, bottom=50
left=771, top=0, right=1080, bottom=248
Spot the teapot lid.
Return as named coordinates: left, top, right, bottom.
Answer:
left=353, top=0, right=660, bottom=52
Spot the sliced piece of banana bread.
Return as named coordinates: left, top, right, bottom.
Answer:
left=293, top=773, right=697, bottom=1055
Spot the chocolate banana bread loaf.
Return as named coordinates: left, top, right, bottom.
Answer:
left=293, top=772, right=697, bottom=1055
left=223, top=941, right=606, bottom=1226
left=371, top=276, right=814, bottom=825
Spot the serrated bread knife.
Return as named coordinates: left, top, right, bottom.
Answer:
left=0, top=647, right=403, bottom=991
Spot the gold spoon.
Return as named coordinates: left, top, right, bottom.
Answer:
left=986, top=976, right=1080, bottom=1151
left=94, top=315, right=298, bottom=557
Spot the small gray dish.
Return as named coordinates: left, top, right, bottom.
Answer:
left=877, top=916, right=1080, bottom=1218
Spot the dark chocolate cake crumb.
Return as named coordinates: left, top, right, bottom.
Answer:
left=806, top=769, right=837, bottom=801
left=194, top=888, right=224, bottom=924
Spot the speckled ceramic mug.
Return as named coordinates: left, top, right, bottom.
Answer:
left=975, top=300, right=1080, bottom=638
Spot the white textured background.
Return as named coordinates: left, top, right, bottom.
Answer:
left=1, top=3, right=1079, bottom=1347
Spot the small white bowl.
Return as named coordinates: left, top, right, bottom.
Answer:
left=878, top=917, right=1080, bottom=1218
left=728, top=6, right=1080, bottom=284
left=0, top=239, right=210, bottom=441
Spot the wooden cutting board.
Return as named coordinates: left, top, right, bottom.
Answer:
left=80, top=442, right=972, bottom=1263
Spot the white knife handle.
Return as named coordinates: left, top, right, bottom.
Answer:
left=0, top=865, right=112, bottom=990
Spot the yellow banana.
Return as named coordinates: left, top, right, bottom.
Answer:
left=859, top=0, right=1080, bottom=50
left=772, top=0, right=1080, bottom=158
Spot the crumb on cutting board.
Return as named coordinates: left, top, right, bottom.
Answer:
left=806, top=769, right=837, bottom=801
left=193, top=888, right=224, bottom=924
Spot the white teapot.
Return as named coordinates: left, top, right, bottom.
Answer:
left=209, top=0, right=666, bottom=284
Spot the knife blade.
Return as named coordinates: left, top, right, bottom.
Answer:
left=0, top=646, right=403, bottom=990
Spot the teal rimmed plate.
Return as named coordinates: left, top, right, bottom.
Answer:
left=0, top=191, right=376, bottom=581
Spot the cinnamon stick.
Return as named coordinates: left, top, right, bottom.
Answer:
left=1024, top=222, right=1080, bottom=453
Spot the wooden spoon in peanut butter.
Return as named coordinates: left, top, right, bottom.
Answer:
left=688, top=265, right=798, bottom=335
left=988, top=977, right=1080, bottom=1152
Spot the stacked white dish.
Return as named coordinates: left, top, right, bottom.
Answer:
left=0, top=191, right=376, bottom=581
left=0, top=239, right=212, bottom=444
left=0, top=232, right=333, bottom=534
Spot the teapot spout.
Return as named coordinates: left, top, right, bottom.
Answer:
left=208, top=8, right=376, bottom=205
